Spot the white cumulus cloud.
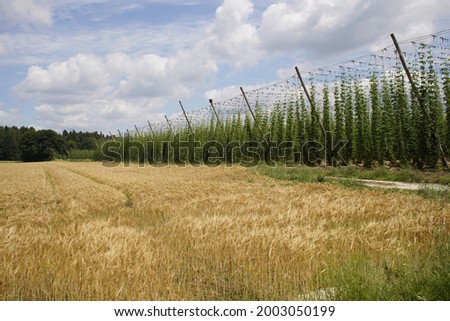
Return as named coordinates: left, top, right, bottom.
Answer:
left=6, top=0, right=450, bottom=133
left=199, top=0, right=260, bottom=68
left=12, top=47, right=218, bottom=131
left=0, top=0, right=53, bottom=28
left=259, top=0, right=450, bottom=59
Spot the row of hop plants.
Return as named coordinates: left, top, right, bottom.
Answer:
left=97, top=48, right=450, bottom=170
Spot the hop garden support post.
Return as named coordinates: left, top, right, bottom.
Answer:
left=240, top=87, right=266, bottom=139
left=179, top=101, right=193, bottom=133
left=164, top=115, right=174, bottom=134
left=134, top=125, right=141, bottom=137
left=295, top=66, right=328, bottom=166
left=295, top=66, right=327, bottom=139
left=147, top=121, right=155, bottom=137
left=240, top=86, right=273, bottom=163
left=209, top=99, right=225, bottom=133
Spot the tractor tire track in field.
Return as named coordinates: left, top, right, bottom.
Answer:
left=50, top=163, right=134, bottom=209
left=40, top=165, right=63, bottom=211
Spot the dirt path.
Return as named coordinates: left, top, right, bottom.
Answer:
left=332, top=177, right=449, bottom=191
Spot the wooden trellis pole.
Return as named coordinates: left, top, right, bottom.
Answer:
left=147, top=121, right=155, bottom=137
left=240, top=86, right=265, bottom=138
left=295, top=66, right=328, bottom=166
left=134, top=125, right=141, bottom=137
left=179, top=100, right=193, bottom=133
left=164, top=115, right=174, bottom=134
left=109, top=132, right=117, bottom=141
left=295, top=66, right=326, bottom=138
left=209, top=98, right=225, bottom=133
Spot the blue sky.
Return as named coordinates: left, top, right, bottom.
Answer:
left=0, top=0, right=449, bottom=133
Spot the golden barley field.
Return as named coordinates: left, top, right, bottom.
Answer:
left=1, top=162, right=448, bottom=300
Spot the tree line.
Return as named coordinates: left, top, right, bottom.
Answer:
left=0, top=126, right=107, bottom=162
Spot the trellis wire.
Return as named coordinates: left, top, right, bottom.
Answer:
left=125, top=30, right=450, bottom=138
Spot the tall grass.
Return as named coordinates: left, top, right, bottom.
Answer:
left=256, top=164, right=450, bottom=186
left=1, top=162, right=448, bottom=300
left=315, top=231, right=449, bottom=300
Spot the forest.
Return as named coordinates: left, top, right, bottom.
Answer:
left=0, top=126, right=106, bottom=162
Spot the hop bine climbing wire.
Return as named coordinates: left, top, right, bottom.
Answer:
left=115, top=30, right=450, bottom=169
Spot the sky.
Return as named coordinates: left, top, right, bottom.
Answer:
left=0, top=0, right=449, bottom=134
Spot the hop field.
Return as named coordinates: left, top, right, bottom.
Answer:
left=0, top=162, right=448, bottom=300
